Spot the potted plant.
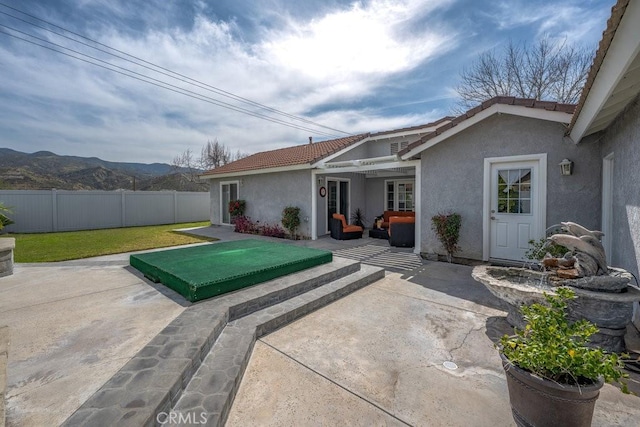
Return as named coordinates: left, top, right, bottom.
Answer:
left=350, top=208, right=367, bottom=228
left=499, top=287, right=628, bottom=427
left=228, top=199, right=246, bottom=223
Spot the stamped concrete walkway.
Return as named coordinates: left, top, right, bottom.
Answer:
left=1, top=225, right=640, bottom=426
left=227, top=263, right=640, bottom=427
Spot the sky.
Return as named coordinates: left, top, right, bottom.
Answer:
left=0, top=0, right=615, bottom=164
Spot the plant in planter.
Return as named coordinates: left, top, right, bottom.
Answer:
left=499, top=287, right=628, bottom=427
left=431, top=212, right=461, bottom=262
left=281, top=206, right=301, bottom=239
left=228, top=199, right=246, bottom=220
left=350, top=208, right=367, bottom=228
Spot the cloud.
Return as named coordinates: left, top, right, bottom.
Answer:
left=0, top=0, right=457, bottom=163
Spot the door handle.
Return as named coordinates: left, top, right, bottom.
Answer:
left=491, top=216, right=496, bottom=220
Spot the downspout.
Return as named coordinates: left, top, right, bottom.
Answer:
left=414, top=161, right=421, bottom=255
left=311, top=169, right=318, bottom=240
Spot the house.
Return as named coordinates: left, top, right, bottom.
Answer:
left=201, top=0, right=639, bottom=276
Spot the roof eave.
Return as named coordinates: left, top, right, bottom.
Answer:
left=199, top=163, right=311, bottom=180
left=569, top=0, right=640, bottom=143
left=400, top=104, right=572, bottom=160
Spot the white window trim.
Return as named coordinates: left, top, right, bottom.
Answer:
left=602, top=152, right=614, bottom=264
left=220, top=180, right=240, bottom=226
left=384, top=179, right=415, bottom=212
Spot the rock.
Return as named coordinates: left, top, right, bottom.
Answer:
left=556, top=268, right=580, bottom=279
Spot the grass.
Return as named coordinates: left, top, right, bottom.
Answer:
left=11, top=221, right=217, bottom=263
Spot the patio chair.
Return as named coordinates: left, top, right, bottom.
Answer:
left=388, top=216, right=415, bottom=247
left=330, top=213, right=364, bottom=240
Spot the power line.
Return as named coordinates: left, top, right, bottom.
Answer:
left=0, top=2, right=353, bottom=137
left=0, top=28, right=342, bottom=138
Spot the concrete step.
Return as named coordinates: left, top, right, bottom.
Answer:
left=172, top=264, right=385, bottom=427
left=62, top=257, right=369, bottom=427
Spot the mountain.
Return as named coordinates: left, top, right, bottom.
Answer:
left=0, top=148, right=208, bottom=191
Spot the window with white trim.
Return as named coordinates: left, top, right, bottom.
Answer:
left=385, top=180, right=414, bottom=211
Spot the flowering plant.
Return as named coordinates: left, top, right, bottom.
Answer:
left=500, top=287, right=628, bottom=391
left=228, top=199, right=246, bottom=217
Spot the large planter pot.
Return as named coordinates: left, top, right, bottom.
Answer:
left=500, top=354, right=603, bottom=427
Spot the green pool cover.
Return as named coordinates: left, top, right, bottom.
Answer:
left=130, top=239, right=333, bottom=302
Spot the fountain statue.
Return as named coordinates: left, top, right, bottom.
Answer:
left=473, top=222, right=639, bottom=353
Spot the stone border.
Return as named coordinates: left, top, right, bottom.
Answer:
left=0, top=238, right=15, bottom=278
left=63, top=258, right=373, bottom=426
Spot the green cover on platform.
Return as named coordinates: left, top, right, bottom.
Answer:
left=130, top=239, right=333, bottom=302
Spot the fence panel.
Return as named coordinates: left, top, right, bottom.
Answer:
left=124, top=192, right=175, bottom=227
left=0, top=190, right=210, bottom=233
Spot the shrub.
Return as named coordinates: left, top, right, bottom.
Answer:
left=233, top=215, right=255, bottom=234
left=431, top=212, right=462, bottom=262
left=281, top=206, right=301, bottom=238
left=228, top=199, right=246, bottom=217
left=500, top=287, right=628, bottom=391
left=0, top=203, right=13, bottom=230
left=260, top=223, right=285, bottom=238
left=525, top=237, right=568, bottom=261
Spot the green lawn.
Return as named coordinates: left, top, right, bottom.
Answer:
left=11, top=222, right=217, bottom=263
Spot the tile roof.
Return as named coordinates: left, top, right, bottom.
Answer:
left=201, top=133, right=369, bottom=176
left=370, top=117, right=455, bottom=137
left=399, top=96, right=576, bottom=157
left=567, top=0, right=630, bottom=134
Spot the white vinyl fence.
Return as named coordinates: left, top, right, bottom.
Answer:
left=0, top=190, right=210, bottom=233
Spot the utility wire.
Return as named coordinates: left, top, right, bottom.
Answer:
left=0, top=2, right=352, bottom=137
left=0, top=28, right=342, bottom=138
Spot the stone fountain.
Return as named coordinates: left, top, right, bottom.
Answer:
left=472, top=222, right=640, bottom=353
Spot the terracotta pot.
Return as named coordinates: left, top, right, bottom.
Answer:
left=500, top=354, right=603, bottom=427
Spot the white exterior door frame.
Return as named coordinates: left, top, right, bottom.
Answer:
left=325, top=177, right=351, bottom=233
left=482, top=153, right=547, bottom=261
left=219, top=180, right=240, bottom=225
left=602, top=152, right=614, bottom=265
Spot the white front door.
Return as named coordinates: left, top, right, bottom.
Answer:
left=489, top=160, right=542, bottom=261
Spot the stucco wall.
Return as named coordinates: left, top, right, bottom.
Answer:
left=208, top=170, right=313, bottom=237
left=419, top=113, right=602, bottom=260
left=600, top=96, right=640, bottom=281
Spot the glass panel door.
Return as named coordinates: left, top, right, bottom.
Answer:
left=221, top=182, right=238, bottom=224
left=327, top=179, right=349, bottom=231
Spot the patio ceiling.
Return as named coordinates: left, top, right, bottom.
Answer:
left=315, top=155, right=417, bottom=177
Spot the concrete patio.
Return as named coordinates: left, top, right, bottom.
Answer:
left=1, top=225, right=639, bottom=426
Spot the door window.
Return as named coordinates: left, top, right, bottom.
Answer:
left=497, top=169, right=531, bottom=214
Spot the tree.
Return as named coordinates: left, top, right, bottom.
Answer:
left=455, top=37, right=593, bottom=112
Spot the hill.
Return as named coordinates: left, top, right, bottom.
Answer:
left=0, top=148, right=208, bottom=191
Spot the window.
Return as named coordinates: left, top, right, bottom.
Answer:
left=385, top=180, right=414, bottom=211
left=496, top=169, right=531, bottom=214
left=390, top=141, right=409, bottom=155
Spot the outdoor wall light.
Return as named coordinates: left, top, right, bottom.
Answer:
left=317, top=176, right=324, bottom=185
left=239, top=178, right=244, bottom=186
left=559, top=158, right=573, bottom=176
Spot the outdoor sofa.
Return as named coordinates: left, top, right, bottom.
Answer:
left=388, top=216, right=415, bottom=247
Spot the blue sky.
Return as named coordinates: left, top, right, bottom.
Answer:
left=0, top=0, right=614, bottom=163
